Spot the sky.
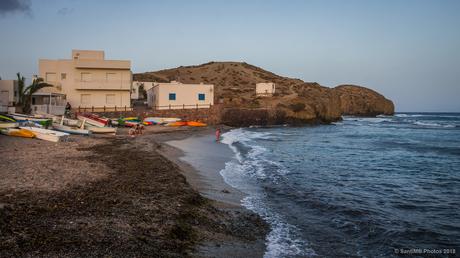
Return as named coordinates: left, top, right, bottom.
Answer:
left=0, top=0, right=459, bottom=112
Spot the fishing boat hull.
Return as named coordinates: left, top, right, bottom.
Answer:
left=1, top=128, right=35, bottom=138
left=53, top=124, right=91, bottom=135
left=77, top=115, right=106, bottom=127
left=19, top=126, right=69, bottom=142
left=85, top=126, right=117, bottom=134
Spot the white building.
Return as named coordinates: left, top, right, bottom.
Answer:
left=256, top=82, right=276, bottom=96
left=147, top=81, right=214, bottom=110
left=0, top=80, right=19, bottom=113
left=39, top=50, right=132, bottom=110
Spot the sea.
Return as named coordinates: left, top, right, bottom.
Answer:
left=219, top=113, right=460, bottom=257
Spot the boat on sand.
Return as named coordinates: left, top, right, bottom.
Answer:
left=19, top=126, right=69, bottom=142
left=9, top=113, right=52, bottom=126
left=85, top=126, right=117, bottom=134
left=1, top=128, right=35, bottom=138
left=166, top=121, right=187, bottom=127
left=53, top=124, right=91, bottom=135
left=0, top=122, right=19, bottom=129
left=77, top=113, right=108, bottom=127
left=144, top=117, right=181, bottom=124
left=186, top=121, right=207, bottom=127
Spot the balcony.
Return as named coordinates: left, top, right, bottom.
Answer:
left=75, top=79, right=131, bottom=91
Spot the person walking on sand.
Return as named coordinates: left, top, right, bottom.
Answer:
left=215, top=127, right=221, bottom=142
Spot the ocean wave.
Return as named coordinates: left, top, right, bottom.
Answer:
left=220, top=129, right=313, bottom=257
left=342, top=117, right=393, bottom=123
left=397, top=113, right=460, bottom=118
left=243, top=196, right=316, bottom=258
left=413, top=121, right=456, bottom=128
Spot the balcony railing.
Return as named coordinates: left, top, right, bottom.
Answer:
left=75, top=79, right=131, bottom=90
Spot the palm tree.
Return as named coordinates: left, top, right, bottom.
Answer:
left=21, top=77, right=52, bottom=114
left=16, top=73, right=26, bottom=106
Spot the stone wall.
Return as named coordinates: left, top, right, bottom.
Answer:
left=75, top=105, right=223, bottom=125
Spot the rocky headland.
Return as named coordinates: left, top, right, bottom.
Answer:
left=134, top=62, right=394, bottom=126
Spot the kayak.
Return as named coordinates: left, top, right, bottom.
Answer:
left=85, top=126, right=117, bottom=134
left=1, top=128, right=35, bottom=138
left=186, top=121, right=207, bottom=127
left=124, top=121, right=139, bottom=127
left=166, top=121, right=187, bottom=127
left=123, top=117, right=139, bottom=121
left=0, top=114, right=16, bottom=122
left=9, top=113, right=52, bottom=127
left=144, top=117, right=181, bottom=124
left=0, top=122, right=19, bottom=129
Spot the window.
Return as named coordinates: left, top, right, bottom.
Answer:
left=198, top=93, right=205, bottom=101
left=61, top=73, right=66, bottom=80
left=45, top=72, right=57, bottom=82
left=169, top=93, right=176, bottom=101
left=81, top=72, right=92, bottom=82
left=81, top=94, right=91, bottom=105
left=106, top=94, right=115, bottom=105
left=106, top=72, right=119, bottom=81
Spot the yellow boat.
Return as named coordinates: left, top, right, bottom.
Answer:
left=1, top=128, right=35, bottom=138
left=186, top=121, right=207, bottom=127
left=123, top=117, right=139, bottom=121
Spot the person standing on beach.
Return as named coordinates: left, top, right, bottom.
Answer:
left=64, top=102, right=71, bottom=118
left=215, top=127, right=221, bottom=142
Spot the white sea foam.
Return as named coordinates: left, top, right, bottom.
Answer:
left=413, top=121, right=455, bottom=128
left=243, top=196, right=316, bottom=258
left=342, top=117, right=392, bottom=123
left=220, top=128, right=315, bottom=257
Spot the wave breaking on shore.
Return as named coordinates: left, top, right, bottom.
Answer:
left=220, top=129, right=315, bottom=257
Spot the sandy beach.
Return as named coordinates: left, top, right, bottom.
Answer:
left=0, top=127, right=268, bottom=257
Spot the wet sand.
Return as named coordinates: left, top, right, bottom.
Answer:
left=0, top=127, right=268, bottom=257
left=155, top=128, right=244, bottom=207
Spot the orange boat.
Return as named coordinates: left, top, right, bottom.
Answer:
left=186, top=121, right=207, bottom=127
left=167, top=121, right=187, bottom=127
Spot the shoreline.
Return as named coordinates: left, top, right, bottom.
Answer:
left=0, top=127, right=268, bottom=257
left=154, top=127, right=245, bottom=207
left=151, top=127, right=269, bottom=256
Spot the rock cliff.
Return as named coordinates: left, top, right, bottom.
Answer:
left=134, top=62, right=394, bottom=125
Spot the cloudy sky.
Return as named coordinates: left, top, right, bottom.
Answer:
left=1, top=0, right=459, bottom=111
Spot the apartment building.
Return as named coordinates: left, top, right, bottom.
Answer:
left=38, top=50, right=132, bottom=109
left=147, top=81, right=214, bottom=110
left=0, top=80, right=19, bottom=113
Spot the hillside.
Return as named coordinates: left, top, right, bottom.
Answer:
left=134, top=62, right=394, bottom=125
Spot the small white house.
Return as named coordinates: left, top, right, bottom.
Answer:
left=256, top=82, right=276, bottom=96
left=0, top=80, right=19, bottom=113
left=147, top=81, right=214, bottom=110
